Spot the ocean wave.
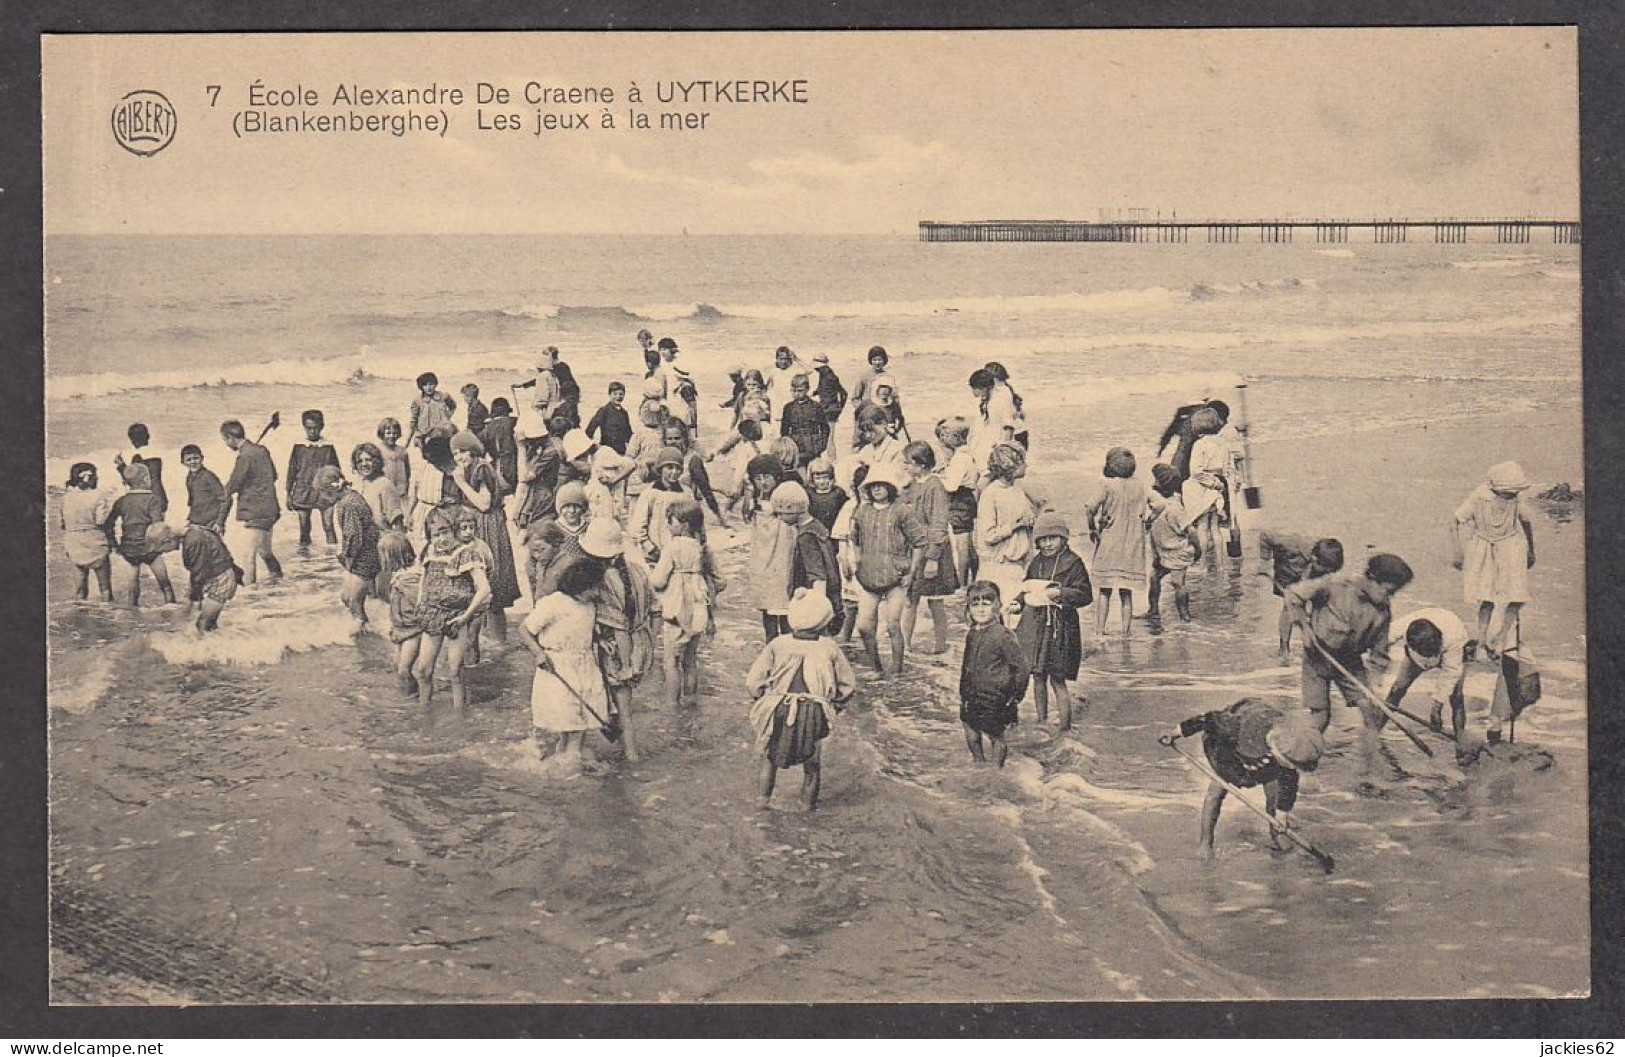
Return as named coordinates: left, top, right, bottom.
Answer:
left=1187, top=277, right=1318, bottom=300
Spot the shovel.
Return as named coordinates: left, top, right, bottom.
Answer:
left=1305, top=635, right=1435, bottom=760
left=1235, top=383, right=1262, bottom=510
left=255, top=411, right=282, bottom=444
left=546, top=662, right=623, bottom=743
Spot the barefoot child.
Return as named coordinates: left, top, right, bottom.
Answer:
left=960, top=581, right=1031, bottom=767
left=105, top=462, right=178, bottom=606
left=1166, top=698, right=1325, bottom=859
left=376, top=417, right=412, bottom=503
left=849, top=463, right=928, bottom=675
left=146, top=522, right=242, bottom=633
left=649, top=499, right=725, bottom=708
left=287, top=410, right=340, bottom=547
left=1087, top=447, right=1152, bottom=638
left=1258, top=531, right=1344, bottom=662
left=580, top=519, right=657, bottom=762
left=60, top=463, right=113, bottom=602
left=389, top=507, right=490, bottom=711
left=523, top=559, right=611, bottom=771
left=898, top=441, right=958, bottom=654
left=220, top=419, right=283, bottom=585
left=775, top=481, right=844, bottom=638
left=1452, top=461, right=1536, bottom=659
left=747, top=587, right=856, bottom=810
left=1015, top=511, right=1092, bottom=729
left=313, top=467, right=381, bottom=629
left=1147, top=463, right=1200, bottom=633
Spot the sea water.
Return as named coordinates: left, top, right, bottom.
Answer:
left=44, top=234, right=1586, bottom=1002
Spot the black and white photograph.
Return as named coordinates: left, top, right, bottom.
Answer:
left=40, top=28, right=1587, bottom=1006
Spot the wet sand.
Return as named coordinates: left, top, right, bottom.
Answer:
left=47, top=399, right=1587, bottom=1003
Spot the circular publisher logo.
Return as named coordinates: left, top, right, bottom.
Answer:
left=110, top=90, right=176, bottom=156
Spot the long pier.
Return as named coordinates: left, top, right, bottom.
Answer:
left=919, top=218, right=1581, bottom=244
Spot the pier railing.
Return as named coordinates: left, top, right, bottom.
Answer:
left=918, top=218, right=1581, bottom=244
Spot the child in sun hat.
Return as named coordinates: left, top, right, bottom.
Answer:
left=630, top=446, right=688, bottom=564
left=848, top=461, right=928, bottom=675
left=747, top=586, right=856, bottom=811
left=1014, top=510, right=1093, bottom=730
left=1452, top=460, right=1536, bottom=659
left=1167, top=698, right=1325, bottom=859
left=960, top=580, right=1031, bottom=767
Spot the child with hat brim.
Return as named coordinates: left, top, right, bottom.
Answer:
left=848, top=462, right=929, bottom=675
left=530, top=480, right=592, bottom=599
left=1168, top=698, right=1325, bottom=859
left=745, top=586, right=857, bottom=811
left=1014, top=510, right=1093, bottom=730
left=1451, top=460, right=1536, bottom=661
left=649, top=499, right=726, bottom=709
left=630, top=446, right=688, bottom=565
left=577, top=518, right=657, bottom=762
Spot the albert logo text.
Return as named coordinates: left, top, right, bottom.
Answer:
left=111, top=90, right=176, bottom=156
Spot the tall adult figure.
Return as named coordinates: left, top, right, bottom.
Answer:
left=220, top=418, right=284, bottom=585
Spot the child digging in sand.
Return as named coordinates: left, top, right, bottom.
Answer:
left=747, top=587, right=856, bottom=811
left=523, top=558, right=612, bottom=773
left=1166, top=699, right=1325, bottom=859
left=960, top=581, right=1031, bottom=767
left=1014, top=511, right=1092, bottom=730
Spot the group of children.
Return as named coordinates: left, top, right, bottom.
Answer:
left=58, top=337, right=1544, bottom=833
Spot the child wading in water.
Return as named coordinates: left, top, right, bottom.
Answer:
left=1014, top=511, right=1093, bottom=730
left=649, top=499, right=726, bottom=709
left=1165, top=699, right=1325, bottom=859
left=60, top=462, right=113, bottom=602
left=747, top=587, right=856, bottom=811
left=287, top=410, right=341, bottom=547
left=1087, top=447, right=1152, bottom=638
left=523, top=558, right=612, bottom=773
left=960, top=581, right=1031, bottom=766
left=146, top=521, right=242, bottom=634
left=1452, top=460, right=1536, bottom=659
left=849, top=462, right=927, bottom=675
left=1146, top=463, right=1200, bottom=634
left=389, top=506, right=491, bottom=711
left=898, top=441, right=958, bottom=654
left=1258, top=531, right=1344, bottom=663
left=106, top=462, right=178, bottom=606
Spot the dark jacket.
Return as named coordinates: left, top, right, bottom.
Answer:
left=585, top=401, right=634, bottom=455
left=780, top=396, right=831, bottom=467
left=1179, top=699, right=1301, bottom=810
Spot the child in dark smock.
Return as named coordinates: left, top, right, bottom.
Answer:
left=287, top=409, right=341, bottom=547
left=1014, top=511, right=1093, bottom=730
left=959, top=581, right=1031, bottom=767
left=1167, top=698, right=1324, bottom=858
left=747, top=587, right=856, bottom=811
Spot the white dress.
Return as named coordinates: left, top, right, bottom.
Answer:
left=524, top=593, right=609, bottom=733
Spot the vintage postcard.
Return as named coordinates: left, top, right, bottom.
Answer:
left=41, top=29, right=1585, bottom=1005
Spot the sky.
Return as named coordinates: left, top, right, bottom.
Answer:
left=42, top=28, right=1579, bottom=235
